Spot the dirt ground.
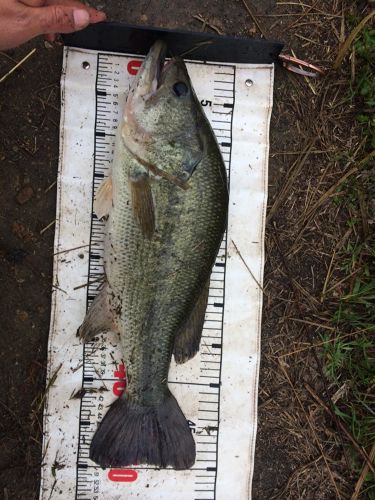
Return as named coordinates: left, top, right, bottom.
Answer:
left=0, top=0, right=371, bottom=498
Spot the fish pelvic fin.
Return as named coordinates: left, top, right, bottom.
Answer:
left=90, top=391, right=195, bottom=470
left=78, top=284, right=118, bottom=342
left=173, top=280, right=210, bottom=364
left=94, top=176, right=113, bottom=219
left=129, top=170, right=155, bottom=239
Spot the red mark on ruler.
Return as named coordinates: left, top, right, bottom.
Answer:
left=127, top=60, right=142, bottom=75
left=108, top=469, right=138, bottom=482
left=113, top=363, right=126, bottom=397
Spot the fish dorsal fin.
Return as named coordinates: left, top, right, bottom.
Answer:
left=173, top=280, right=210, bottom=364
left=129, top=171, right=155, bottom=239
left=94, top=177, right=113, bottom=219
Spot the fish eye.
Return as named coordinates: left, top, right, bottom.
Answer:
left=173, top=81, right=189, bottom=97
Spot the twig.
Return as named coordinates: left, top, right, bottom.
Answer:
left=48, top=478, right=57, bottom=500
left=52, top=284, right=67, bottom=295
left=288, top=317, right=335, bottom=331
left=267, top=136, right=318, bottom=222
left=351, top=441, right=375, bottom=499
left=44, top=180, right=57, bottom=194
left=193, top=14, right=223, bottom=34
left=321, top=249, right=336, bottom=301
left=323, top=267, right=361, bottom=296
left=290, top=48, right=317, bottom=94
left=73, top=276, right=104, bottom=291
left=274, top=2, right=331, bottom=15
left=294, top=150, right=375, bottom=245
left=0, top=48, right=36, bottom=83
left=272, top=455, right=324, bottom=500
left=40, top=220, right=55, bottom=235
left=0, top=52, right=19, bottom=64
left=53, top=244, right=89, bottom=256
left=36, top=363, right=63, bottom=412
left=178, top=40, right=213, bottom=58
left=271, top=149, right=336, bottom=156
left=272, top=226, right=352, bottom=472
left=279, top=364, right=342, bottom=499
left=231, top=239, right=265, bottom=293
left=321, top=228, right=353, bottom=301
left=278, top=326, right=374, bottom=357
left=357, top=188, right=369, bottom=239
left=240, top=0, right=266, bottom=36
left=305, top=384, right=375, bottom=477
left=334, top=11, right=375, bottom=69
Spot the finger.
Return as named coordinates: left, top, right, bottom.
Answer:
left=30, top=5, right=92, bottom=35
left=22, top=0, right=106, bottom=23
left=44, top=0, right=106, bottom=23
left=20, top=0, right=46, bottom=6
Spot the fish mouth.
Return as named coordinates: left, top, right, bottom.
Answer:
left=132, top=40, right=168, bottom=99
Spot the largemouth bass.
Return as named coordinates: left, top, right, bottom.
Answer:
left=79, top=41, right=228, bottom=470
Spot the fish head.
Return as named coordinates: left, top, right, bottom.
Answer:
left=123, top=41, right=205, bottom=186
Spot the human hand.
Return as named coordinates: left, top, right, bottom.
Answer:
left=0, top=0, right=106, bottom=50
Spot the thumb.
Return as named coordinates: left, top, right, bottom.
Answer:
left=32, top=5, right=91, bottom=35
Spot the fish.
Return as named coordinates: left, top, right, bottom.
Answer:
left=78, top=40, right=228, bottom=470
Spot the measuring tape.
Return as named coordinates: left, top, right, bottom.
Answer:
left=40, top=46, right=273, bottom=500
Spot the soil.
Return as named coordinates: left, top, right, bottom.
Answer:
left=0, top=1, right=370, bottom=498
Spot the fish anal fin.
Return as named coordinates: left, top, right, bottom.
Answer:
left=129, top=173, right=155, bottom=239
left=173, top=280, right=210, bottom=364
left=94, top=177, right=113, bottom=219
left=78, top=284, right=118, bottom=342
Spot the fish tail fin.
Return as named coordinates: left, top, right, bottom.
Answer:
left=90, top=391, right=195, bottom=470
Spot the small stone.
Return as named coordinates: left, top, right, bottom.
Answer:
left=16, top=185, right=34, bottom=205
left=12, top=222, right=35, bottom=242
left=17, top=310, right=29, bottom=322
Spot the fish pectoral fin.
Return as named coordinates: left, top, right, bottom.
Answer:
left=129, top=170, right=155, bottom=239
left=78, top=284, right=118, bottom=342
left=173, top=280, right=210, bottom=364
left=94, top=176, right=113, bottom=219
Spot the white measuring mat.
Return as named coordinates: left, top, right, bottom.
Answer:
left=40, top=46, right=274, bottom=499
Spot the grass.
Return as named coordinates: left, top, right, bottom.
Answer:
left=321, top=24, right=375, bottom=499
left=352, top=26, right=375, bottom=149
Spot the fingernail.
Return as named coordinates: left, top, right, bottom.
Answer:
left=73, top=9, right=90, bottom=28
left=97, top=11, right=107, bottom=21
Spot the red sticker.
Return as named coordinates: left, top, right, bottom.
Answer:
left=114, top=363, right=126, bottom=379
left=108, top=469, right=138, bottom=482
left=127, top=60, right=142, bottom=75
left=113, top=380, right=126, bottom=397
left=113, top=363, right=126, bottom=396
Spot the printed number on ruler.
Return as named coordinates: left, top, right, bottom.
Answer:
left=113, top=363, right=126, bottom=398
